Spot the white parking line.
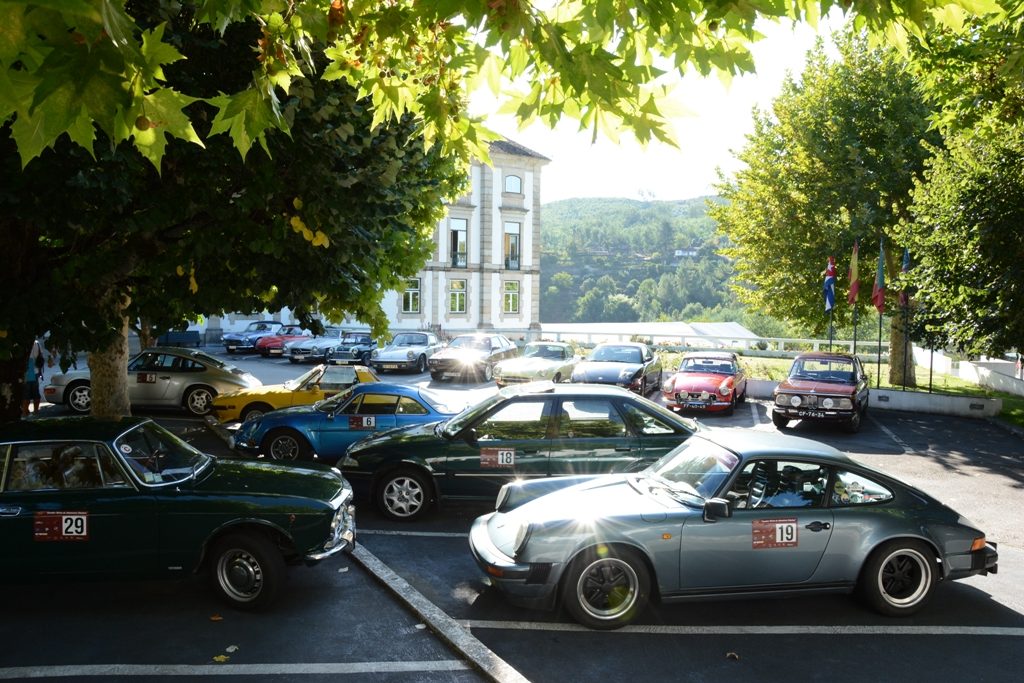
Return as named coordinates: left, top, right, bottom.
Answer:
left=868, top=414, right=914, bottom=454
left=462, top=620, right=1024, bottom=637
left=0, top=661, right=471, bottom=679
left=749, top=399, right=761, bottom=424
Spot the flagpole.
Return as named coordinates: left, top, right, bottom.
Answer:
left=852, top=306, right=858, bottom=356
left=877, top=311, right=883, bottom=387
left=828, top=309, right=834, bottom=351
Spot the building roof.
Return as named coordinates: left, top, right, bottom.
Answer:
left=490, top=138, right=550, bottom=162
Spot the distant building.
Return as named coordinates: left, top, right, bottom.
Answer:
left=383, top=139, right=549, bottom=336
left=203, top=139, right=549, bottom=340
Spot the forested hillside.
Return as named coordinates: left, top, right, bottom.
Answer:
left=539, top=197, right=802, bottom=338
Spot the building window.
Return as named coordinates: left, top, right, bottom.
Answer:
left=504, top=174, right=522, bottom=194
left=450, top=218, right=468, bottom=268
left=503, top=281, right=520, bottom=314
left=402, top=278, right=420, bottom=314
left=449, top=279, right=467, bottom=314
left=504, top=221, right=521, bottom=270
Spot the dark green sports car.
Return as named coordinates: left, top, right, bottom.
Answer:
left=0, top=416, right=355, bottom=609
left=340, top=382, right=698, bottom=521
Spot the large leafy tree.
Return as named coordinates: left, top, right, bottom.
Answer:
left=897, top=16, right=1024, bottom=356
left=711, top=29, right=939, bottom=384
left=0, top=2, right=464, bottom=420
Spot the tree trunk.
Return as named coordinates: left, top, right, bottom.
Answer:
left=89, top=310, right=132, bottom=418
left=888, top=309, right=916, bottom=388
left=0, top=354, right=28, bottom=423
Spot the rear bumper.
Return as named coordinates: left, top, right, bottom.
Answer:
left=946, top=542, right=998, bottom=580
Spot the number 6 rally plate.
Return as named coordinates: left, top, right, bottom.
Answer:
left=752, top=517, right=798, bottom=549
left=34, top=511, right=89, bottom=542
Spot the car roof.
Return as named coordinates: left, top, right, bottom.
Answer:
left=0, top=415, right=151, bottom=443
left=794, top=352, right=857, bottom=361
left=349, top=382, right=422, bottom=396
left=697, top=427, right=853, bottom=464
left=683, top=351, right=737, bottom=360
left=497, top=381, right=636, bottom=399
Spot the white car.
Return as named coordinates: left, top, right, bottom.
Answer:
left=287, top=327, right=347, bottom=364
left=493, top=341, right=580, bottom=388
left=368, top=332, right=443, bottom=374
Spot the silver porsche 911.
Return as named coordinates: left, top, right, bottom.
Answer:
left=470, top=428, right=998, bottom=629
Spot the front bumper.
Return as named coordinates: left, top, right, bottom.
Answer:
left=305, top=498, right=357, bottom=562
left=468, top=513, right=558, bottom=610
left=773, top=406, right=857, bottom=422
left=664, top=392, right=731, bottom=412
left=371, top=358, right=417, bottom=371
left=224, top=339, right=257, bottom=352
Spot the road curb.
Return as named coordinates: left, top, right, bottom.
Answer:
left=986, top=416, right=1024, bottom=441
left=349, top=545, right=529, bottom=683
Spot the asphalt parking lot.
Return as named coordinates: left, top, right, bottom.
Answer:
left=6, top=351, right=1023, bottom=682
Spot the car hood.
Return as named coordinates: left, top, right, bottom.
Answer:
left=193, top=457, right=345, bottom=501
left=492, top=474, right=689, bottom=547
left=574, top=361, right=640, bottom=378
left=667, top=372, right=732, bottom=392
left=224, top=330, right=268, bottom=341
left=776, top=378, right=856, bottom=396
left=498, top=357, right=559, bottom=373
left=346, top=420, right=445, bottom=455
left=376, top=346, right=427, bottom=360
left=214, top=383, right=304, bottom=403
left=433, top=347, right=488, bottom=361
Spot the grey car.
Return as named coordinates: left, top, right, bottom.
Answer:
left=369, top=331, right=443, bottom=374
left=43, top=347, right=262, bottom=416
left=470, top=428, right=998, bottom=629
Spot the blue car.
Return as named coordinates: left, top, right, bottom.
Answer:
left=231, top=383, right=461, bottom=463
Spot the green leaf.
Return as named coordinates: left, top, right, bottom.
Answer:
left=128, top=88, right=203, bottom=170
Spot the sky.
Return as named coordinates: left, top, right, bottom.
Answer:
left=475, top=18, right=839, bottom=204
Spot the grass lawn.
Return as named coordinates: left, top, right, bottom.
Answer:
left=661, top=351, right=1024, bottom=432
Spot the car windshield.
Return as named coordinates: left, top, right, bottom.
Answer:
left=114, top=421, right=211, bottom=486
left=788, top=358, right=857, bottom=383
left=321, top=327, right=343, bottom=338
left=679, top=357, right=736, bottom=374
left=590, top=345, right=641, bottom=363
left=523, top=344, right=565, bottom=360
left=440, top=392, right=506, bottom=437
left=392, top=334, right=426, bottom=347
left=283, top=365, right=323, bottom=390
left=449, top=336, right=488, bottom=350
left=342, top=334, right=371, bottom=344
left=643, top=437, right=740, bottom=501
left=316, top=385, right=359, bottom=412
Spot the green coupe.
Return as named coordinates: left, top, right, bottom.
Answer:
left=0, top=416, right=355, bottom=609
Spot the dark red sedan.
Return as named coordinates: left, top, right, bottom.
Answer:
left=661, top=351, right=747, bottom=415
left=772, top=352, right=870, bottom=432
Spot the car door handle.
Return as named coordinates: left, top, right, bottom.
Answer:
left=614, top=446, right=638, bottom=452
left=0, top=505, right=22, bottom=516
left=805, top=521, right=831, bottom=532
left=159, top=375, right=171, bottom=380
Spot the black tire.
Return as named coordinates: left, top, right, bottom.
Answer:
left=724, top=394, right=736, bottom=416
left=772, top=412, right=790, bottom=429
left=360, top=351, right=372, bottom=365
left=846, top=407, right=863, bottom=433
left=183, top=386, right=216, bottom=416
left=737, top=385, right=747, bottom=404
left=376, top=468, right=433, bottom=521
left=563, top=546, right=651, bottom=630
left=226, top=348, right=236, bottom=354
left=209, top=532, right=286, bottom=610
left=288, top=357, right=299, bottom=364
left=430, top=371, right=445, bottom=382
left=262, top=429, right=312, bottom=461
left=552, top=373, right=562, bottom=383
left=482, top=363, right=494, bottom=382
left=638, top=377, right=647, bottom=396
left=859, top=540, right=936, bottom=616
left=65, top=381, right=92, bottom=414
left=241, top=403, right=273, bottom=422
left=415, top=355, right=427, bottom=373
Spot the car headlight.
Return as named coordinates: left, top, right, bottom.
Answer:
left=822, top=397, right=835, bottom=409
left=619, top=368, right=635, bottom=381
left=661, top=378, right=673, bottom=392
left=493, top=365, right=503, bottom=378
left=834, top=397, right=853, bottom=410
left=512, top=521, right=532, bottom=558
left=718, top=381, right=732, bottom=397
left=789, top=395, right=802, bottom=407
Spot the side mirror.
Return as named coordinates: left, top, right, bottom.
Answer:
left=463, top=428, right=479, bottom=446
left=703, top=497, right=732, bottom=522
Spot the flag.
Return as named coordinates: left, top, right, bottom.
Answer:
left=898, top=247, right=911, bottom=307
left=823, top=256, right=836, bottom=312
left=847, top=241, right=860, bottom=305
left=871, top=238, right=885, bottom=313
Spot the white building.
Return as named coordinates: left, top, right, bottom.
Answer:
left=204, top=139, right=548, bottom=340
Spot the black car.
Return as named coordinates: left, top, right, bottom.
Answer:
left=570, top=342, right=663, bottom=395
left=327, top=332, right=378, bottom=366
left=426, top=333, right=519, bottom=382
left=340, top=382, right=698, bottom=521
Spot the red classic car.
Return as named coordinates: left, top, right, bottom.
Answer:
left=772, top=352, right=870, bottom=432
left=256, top=324, right=311, bottom=357
left=661, top=351, right=747, bottom=415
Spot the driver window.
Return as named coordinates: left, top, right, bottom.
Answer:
left=619, top=403, right=676, bottom=435
left=558, top=399, right=627, bottom=439
left=477, top=400, right=550, bottom=440
left=728, top=460, right=828, bottom=510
